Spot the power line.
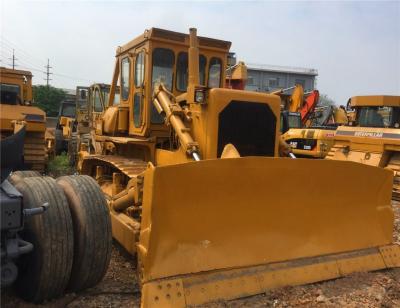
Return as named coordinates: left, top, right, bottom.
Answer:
left=1, top=36, right=47, bottom=67
left=44, top=58, right=52, bottom=86
left=1, top=40, right=93, bottom=84
left=8, top=49, right=17, bottom=69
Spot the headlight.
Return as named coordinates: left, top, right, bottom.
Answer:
left=194, top=88, right=206, bottom=104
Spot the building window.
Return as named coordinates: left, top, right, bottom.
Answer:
left=295, top=79, right=305, bottom=88
left=268, top=78, right=280, bottom=88
left=247, top=76, right=254, bottom=86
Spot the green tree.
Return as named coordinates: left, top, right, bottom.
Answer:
left=319, top=94, right=336, bottom=106
left=33, top=85, right=66, bottom=116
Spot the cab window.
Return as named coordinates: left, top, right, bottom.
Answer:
left=121, top=57, right=130, bottom=101
left=114, top=93, right=120, bottom=105
left=135, top=52, right=145, bottom=87
left=1, top=83, right=21, bottom=105
left=176, top=53, right=207, bottom=91
left=208, top=57, right=222, bottom=88
left=152, top=48, right=174, bottom=91
left=133, top=94, right=141, bottom=128
left=94, top=89, right=103, bottom=112
left=357, top=106, right=398, bottom=128
left=151, top=48, right=174, bottom=123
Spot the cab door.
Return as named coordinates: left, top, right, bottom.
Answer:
left=130, top=50, right=146, bottom=135
left=91, top=86, right=104, bottom=128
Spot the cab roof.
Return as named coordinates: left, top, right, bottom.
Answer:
left=0, top=67, right=32, bottom=77
left=116, top=28, right=231, bottom=56
left=351, top=95, right=400, bottom=107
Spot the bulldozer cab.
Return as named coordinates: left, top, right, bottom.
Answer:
left=100, top=28, right=281, bottom=161
left=0, top=67, right=33, bottom=106
left=88, top=83, right=120, bottom=128
left=350, top=96, right=400, bottom=128
left=56, top=100, right=76, bottom=135
left=280, top=110, right=302, bottom=134
left=0, top=68, right=46, bottom=171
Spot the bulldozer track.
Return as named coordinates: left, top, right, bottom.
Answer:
left=24, top=131, right=46, bottom=172
left=83, top=155, right=147, bottom=179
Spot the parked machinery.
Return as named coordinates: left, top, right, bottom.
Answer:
left=282, top=105, right=348, bottom=158
left=0, top=121, right=112, bottom=303
left=0, top=67, right=47, bottom=171
left=327, top=95, right=400, bottom=199
left=78, top=28, right=400, bottom=307
left=225, top=53, right=247, bottom=90
left=68, top=84, right=119, bottom=166
left=54, top=99, right=76, bottom=155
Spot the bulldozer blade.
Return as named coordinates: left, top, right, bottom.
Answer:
left=138, top=157, right=399, bottom=307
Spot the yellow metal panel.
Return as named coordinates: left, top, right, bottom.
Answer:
left=141, top=246, right=399, bottom=307
left=141, top=278, right=186, bottom=308
left=351, top=95, right=400, bottom=107
left=109, top=210, right=138, bottom=255
left=139, top=157, right=393, bottom=283
left=380, top=245, right=400, bottom=267
left=337, top=250, right=386, bottom=275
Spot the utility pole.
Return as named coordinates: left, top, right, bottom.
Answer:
left=8, top=49, right=17, bottom=69
left=44, top=58, right=52, bottom=86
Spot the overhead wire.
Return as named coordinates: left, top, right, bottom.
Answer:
left=0, top=37, right=93, bottom=83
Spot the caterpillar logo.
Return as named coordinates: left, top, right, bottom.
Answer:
left=336, top=130, right=400, bottom=139
left=354, top=132, right=383, bottom=138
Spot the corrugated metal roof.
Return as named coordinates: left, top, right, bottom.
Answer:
left=247, top=63, right=318, bottom=76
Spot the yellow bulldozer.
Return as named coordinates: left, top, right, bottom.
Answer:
left=68, top=84, right=120, bottom=166
left=283, top=105, right=349, bottom=158
left=78, top=28, right=400, bottom=307
left=54, top=99, right=76, bottom=155
left=0, top=67, right=47, bottom=171
left=327, top=95, right=400, bottom=199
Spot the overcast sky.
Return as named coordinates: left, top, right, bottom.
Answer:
left=1, top=0, right=399, bottom=104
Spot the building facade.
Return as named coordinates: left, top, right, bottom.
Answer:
left=245, top=64, right=318, bottom=93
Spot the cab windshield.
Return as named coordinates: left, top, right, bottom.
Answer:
left=357, top=106, right=399, bottom=128
left=176, top=52, right=207, bottom=91
left=61, top=104, right=76, bottom=118
left=1, top=83, right=21, bottom=105
left=151, top=48, right=175, bottom=123
left=288, top=114, right=302, bottom=129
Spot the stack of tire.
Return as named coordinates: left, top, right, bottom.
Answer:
left=8, top=171, right=112, bottom=303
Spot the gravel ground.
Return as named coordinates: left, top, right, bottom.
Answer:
left=2, top=203, right=400, bottom=307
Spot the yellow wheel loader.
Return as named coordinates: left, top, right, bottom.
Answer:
left=78, top=28, right=400, bottom=307
left=327, top=95, right=400, bottom=200
left=0, top=67, right=47, bottom=171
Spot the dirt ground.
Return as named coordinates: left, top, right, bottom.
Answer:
left=2, top=203, right=400, bottom=308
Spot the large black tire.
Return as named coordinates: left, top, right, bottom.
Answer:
left=67, top=132, right=78, bottom=167
left=55, top=129, right=64, bottom=155
left=56, top=175, right=112, bottom=292
left=14, top=177, right=74, bottom=303
left=8, top=170, right=42, bottom=185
